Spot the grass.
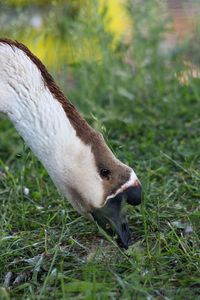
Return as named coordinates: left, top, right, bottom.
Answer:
left=0, top=0, right=200, bottom=299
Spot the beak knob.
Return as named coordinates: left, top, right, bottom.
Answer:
left=125, top=183, right=143, bottom=206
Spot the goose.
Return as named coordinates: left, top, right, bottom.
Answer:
left=0, top=38, right=142, bottom=249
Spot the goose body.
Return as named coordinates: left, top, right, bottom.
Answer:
left=0, top=39, right=142, bottom=248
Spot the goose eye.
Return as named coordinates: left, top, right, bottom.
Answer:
left=100, top=168, right=110, bottom=179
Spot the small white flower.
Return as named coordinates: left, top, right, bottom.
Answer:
left=36, top=206, right=43, bottom=210
left=24, top=187, right=29, bottom=195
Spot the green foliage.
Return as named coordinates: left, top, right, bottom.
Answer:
left=0, top=0, right=200, bottom=299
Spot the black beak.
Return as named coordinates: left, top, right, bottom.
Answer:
left=92, top=183, right=142, bottom=249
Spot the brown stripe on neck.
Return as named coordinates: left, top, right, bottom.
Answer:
left=0, top=38, right=94, bottom=143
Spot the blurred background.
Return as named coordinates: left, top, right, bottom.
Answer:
left=1, top=0, right=200, bottom=62
left=1, top=0, right=200, bottom=96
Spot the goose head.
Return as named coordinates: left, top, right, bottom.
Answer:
left=64, top=129, right=142, bottom=249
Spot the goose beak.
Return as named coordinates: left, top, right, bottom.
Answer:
left=92, top=196, right=130, bottom=249
left=92, top=182, right=142, bottom=249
